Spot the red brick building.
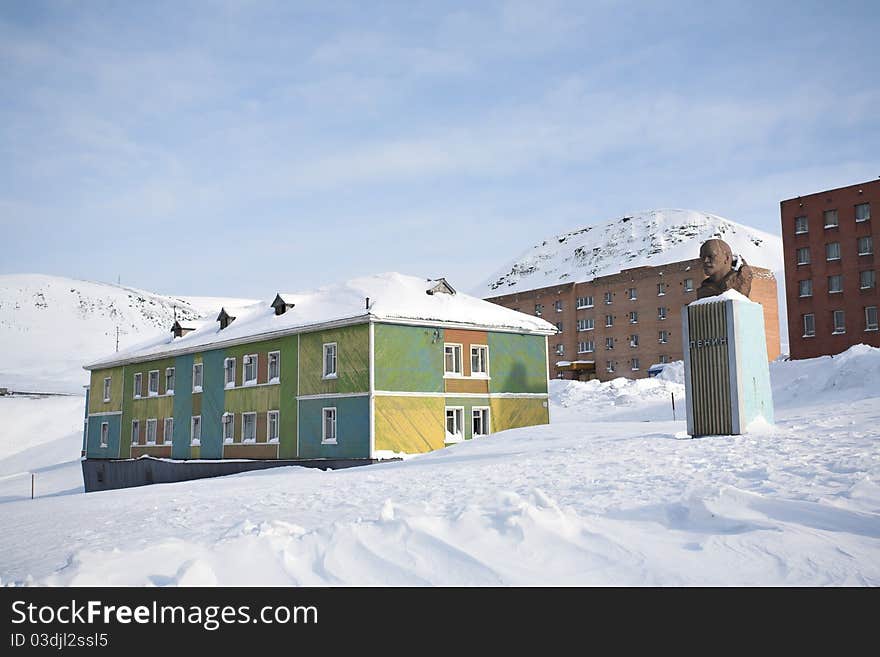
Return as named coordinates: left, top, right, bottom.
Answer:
left=487, top=259, right=780, bottom=381
left=781, top=179, right=879, bottom=360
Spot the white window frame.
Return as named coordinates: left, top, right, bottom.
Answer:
left=606, top=361, right=615, bottom=373
left=192, top=362, right=203, bottom=393
left=803, top=313, right=816, bottom=338
left=444, top=343, right=463, bottom=377
left=322, top=407, right=337, bottom=445
left=628, top=288, right=637, bottom=301
left=534, top=304, right=543, bottom=316
left=631, top=358, right=640, bottom=371
left=824, top=209, right=839, bottom=228
left=165, top=367, right=175, bottom=395
left=267, top=410, right=279, bottom=443
left=629, top=311, right=638, bottom=324
left=659, top=330, right=669, bottom=344
left=658, top=307, right=668, bottom=320
left=133, top=372, right=142, bottom=399
left=604, top=291, right=613, bottom=304
left=242, top=411, right=257, bottom=443
left=684, top=278, right=694, bottom=293
left=268, top=351, right=281, bottom=383
left=102, top=377, right=111, bottom=402
left=224, top=357, right=236, bottom=389
left=832, top=310, right=846, bottom=335
left=100, top=421, right=109, bottom=448
left=576, top=296, right=594, bottom=309
left=657, top=283, right=665, bottom=296
left=798, top=279, right=813, bottom=297
left=858, top=236, right=873, bottom=256
left=794, top=215, right=808, bottom=234
left=578, top=340, right=594, bottom=354
left=243, top=353, right=258, bottom=386
left=797, top=247, right=811, bottom=265
left=472, top=407, right=491, bottom=438
left=855, top=202, right=871, bottom=223
left=828, top=275, right=843, bottom=294
left=605, top=337, right=614, bottom=350
left=866, top=306, right=878, bottom=332
left=555, top=343, right=564, bottom=356
left=659, top=355, right=669, bottom=364
left=146, top=418, right=157, bottom=445
left=554, top=300, right=563, bottom=312
left=860, top=270, right=876, bottom=290
left=131, top=419, right=140, bottom=445
left=148, top=370, right=159, bottom=397
left=470, top=345, right=489, bottom=377
left=826, top=242, right=841, bottom=261
left=323, top=342, right=338, bottom=379
left=222, top=412, right=234, bottom=443
left=191, top=415, right=201, bottom=446
left=630, top=334, right=639, bottom=348
left=605, top=314, right=613, bottom=327
left=445, top=406, right=464, bottom=444
left=164, top=417, right=174, bottom=445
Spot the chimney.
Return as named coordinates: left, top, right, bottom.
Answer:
left=171, top=320, right=195, bottom=338
left=366, top=297, right=370, bottom=311
left=217, top=308, right=236, bottom=330
left=271, top=293, right=294, bottom=316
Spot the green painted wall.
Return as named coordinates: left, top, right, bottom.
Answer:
left=299, top=324, right=369, bottom=396
left=444, top=396, right=492, bottom=442
left=374, top=323, right=444, bottom=392
left=487, top=332, right=548, bottom=394
left=172, top=354, right=194, bottom=459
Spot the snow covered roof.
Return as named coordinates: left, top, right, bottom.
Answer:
left=85, top=272, right=557, bottom=370
left=478, top=209, right=784, bottom=296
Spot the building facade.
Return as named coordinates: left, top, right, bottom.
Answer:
left=487, top=258, right=780, bottom=381
left=781, top=179, right=879, bottom=360
left=83, top=275, right=555, bottom=473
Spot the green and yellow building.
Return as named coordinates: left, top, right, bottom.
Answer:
left=82, top=273, right=556, bottom=490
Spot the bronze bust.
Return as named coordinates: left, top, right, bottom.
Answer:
left=696, top=238, right=753, bottom=299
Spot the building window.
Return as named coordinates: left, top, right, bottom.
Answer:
left=163, top=418, right=173, bottom=445
left=629, top=334, right=639, bottom=348
left=243, top=354, right=258, bottom=385
left=224, top=358, right=236, bottom=388
left=321, top=407, right=337, bottom=444
left=796, top=247, right=811, bottom=265
left=658, top=307, right=668, bottom=320
left=268, top=351, right=280, bottom=382
left=470, top=345, right=489, bottom=376
left=605, top=314, right=613, bottom=327
left=631, top=358, right=640, bottom=371
left=794, top=215, right=808, bottom=234
left=628, top=288, right=637, bottom=300
left=100, top=422, right=109, bottom=448
left=267, top=411, right=279, bottom=443
left=444, top=344, right=462, bottom=375
left=606, top=361, right=615, bottom=373
left=855, top=202, right=871, bottom=222
left=146, top=418, right=157, bottom=445
left=604, top=291, right=613, bottom=304
left=684, top=278, right=694, bottom=293
left=192, top=362, right=203, bottom=392
left=578, top=340, right=594, bottom=353
left=828, top=275, right=843, bottom=294
left=445, top=407, right=464, bottom=443
left=191, top=416, right=201, bottom=446
left=860, top=270, right=876, bottom=290
left=534, top=303, right=543, bottom=316
left=826, top=242, right=841, bottom=261
left=131, top=419, right=139, bottom=445
left=798, top=279, right=813, bottom=297
left=165, top=367, right=175, bottom=395
left=555, top=321, right=563, bottom=333
left=576, top=296, right=594, bottom=309
left=222, top=413, right=234, bottom=443
left=824, top=209, right=838, bottom=228
left=148, top=370, right=159, bottom=396
left=323, top=343, right=337, bottom=378
left=659, top=330, right=669, bottom=344
left=659, top=355, right=669, bottom=364
left=803, top=313, right=815, bottom=338
left=102, top=377, right=111, bottom=402
left=858, top=236, right=873, bottom=256
left=555, top=344, right=564, bottom=356
left=657, top=283, right=665, bottom=296
left=832, top=310, right=846, bottom=334
left=629, top=311, right=638, bottom=324
left=242, top=412, right=256, bottom=443
left=554, top=300, right=563, bottom=312
left=866, top=306, right=879, bottom=332
left=472, top=407, right=490, bottom=438
left=133, top=372, right=142, bottom=399
left=605, top=337, right=614, bottom=350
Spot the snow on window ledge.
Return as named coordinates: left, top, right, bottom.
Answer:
left=191, top=439, right=201, bottom=447
left=268, top=377, right=280, bottom=385
left=444, top=433, right=464, bottom=444
left=321, top=438, right=337, bottom=445
left=322, top=374, right=338, bottom=380
left=192, top=386, right=202, bottom=393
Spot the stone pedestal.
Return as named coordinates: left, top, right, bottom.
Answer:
left=682, top=291, right=774, bottom=437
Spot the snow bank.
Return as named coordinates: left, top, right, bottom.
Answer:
left=771, top=344, right=880, bottom=409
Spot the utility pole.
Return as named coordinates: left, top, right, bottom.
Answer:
left=116, top=325, right=119, bottom=352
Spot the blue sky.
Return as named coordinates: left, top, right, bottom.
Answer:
left=2, top=0, right=878, bottom=298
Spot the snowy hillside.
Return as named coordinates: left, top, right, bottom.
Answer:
left=478, top=209, right=784, bottom=296
left=1, top=345, right=877, bottom=586
left=0, top=274, right=255, bottom=393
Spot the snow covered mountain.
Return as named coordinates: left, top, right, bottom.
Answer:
left=0, top=274, right=255, bottom=393
left=477, top=209, right=784, bottom=296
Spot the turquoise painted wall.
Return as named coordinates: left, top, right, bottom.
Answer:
left=298, top=397, right=370, bottom=459
left=200, top=348, right=225, bottom=459
left=82, top=388, right=90, bottom=455
left=172, top=353, right=194, bottom=459
left=487, top=332, right=548, bottom=394
left=374, top=323, right=444, bottom=392
left=85, top=414, right=122, bottom=458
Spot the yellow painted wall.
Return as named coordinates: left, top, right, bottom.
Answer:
left=374, top=396, right=445, bottom=454
left=489, top=397, right=549, bottom=432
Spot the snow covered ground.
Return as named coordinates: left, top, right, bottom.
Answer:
left=1, top=348, right=878, bottom=585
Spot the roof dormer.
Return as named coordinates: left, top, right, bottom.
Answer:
left=170, top=320, right=195, bottom=338
left=271, top=293, right=295, bottom=316
left=217, top=307, right=236, bottom=330
left=426, top=278, right=456, bottom=296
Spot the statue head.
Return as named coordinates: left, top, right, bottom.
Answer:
left=699, top=239, right=733, bottom=283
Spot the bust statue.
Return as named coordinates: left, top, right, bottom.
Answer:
left=697, top=238, right=753, bottom=299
